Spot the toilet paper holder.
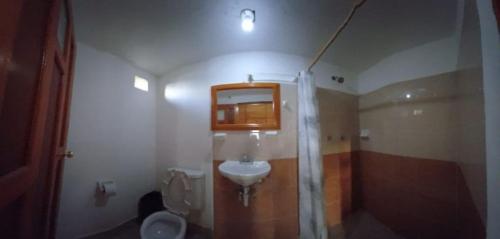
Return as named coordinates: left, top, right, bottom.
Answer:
left=97, top=180, right=116, bottom=196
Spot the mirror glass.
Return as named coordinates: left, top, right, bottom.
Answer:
left=211, top=83, right=280, bottom=130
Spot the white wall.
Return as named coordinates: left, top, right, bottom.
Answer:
left=57, top=43, right=157, bottom=239
left=356, top=36, right=459, bottom=94
left=156, top=51, right=355, bottom=229
left=476, top=0, right=500, bottom=238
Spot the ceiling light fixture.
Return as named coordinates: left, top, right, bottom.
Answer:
left=241, top=9, right=255, bottom=32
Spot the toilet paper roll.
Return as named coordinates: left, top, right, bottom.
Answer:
left=99, top=181, right=117, bottom=196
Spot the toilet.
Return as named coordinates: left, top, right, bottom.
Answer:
left=141, top=168, right=204, bottom=239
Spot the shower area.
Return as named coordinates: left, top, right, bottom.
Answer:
left=318, top=71, right=486, bottom=239
left=317, top=2, right=486, bottom=238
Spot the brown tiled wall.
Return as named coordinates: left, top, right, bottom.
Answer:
left=213, top=159, right=298, bottom=239
left=213, top=154, right=353, bottom=239
left=323, top=152, right=353, bottom=227
left=212, top=151, right=485, bottom=239
left=352, top=151, right=485, bottom=239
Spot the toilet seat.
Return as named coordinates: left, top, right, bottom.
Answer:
left=162, top=170, right=192, bottom=216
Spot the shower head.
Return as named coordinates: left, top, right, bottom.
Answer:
left=331, top=75, right=345, bottom=83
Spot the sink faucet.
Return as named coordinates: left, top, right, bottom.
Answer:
left=241, top=154, right=253, bottom=163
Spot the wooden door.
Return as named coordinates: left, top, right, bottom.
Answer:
left=0, top=0, right=76, bottom=238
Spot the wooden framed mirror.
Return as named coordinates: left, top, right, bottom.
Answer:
left=211, top=83, right=281, bottom=131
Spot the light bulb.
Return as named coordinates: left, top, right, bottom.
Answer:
left=241, top=19, right=254, bottom=32
left=240, top=9, right=255, bottom=32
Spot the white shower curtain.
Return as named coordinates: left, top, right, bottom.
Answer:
left=298, top=71, right=328, bottom=239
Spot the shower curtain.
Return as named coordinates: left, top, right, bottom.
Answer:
left=298, top=71, right=328, bottom=239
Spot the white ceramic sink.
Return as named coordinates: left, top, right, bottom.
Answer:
left=218, top=160, right=271, bottom=187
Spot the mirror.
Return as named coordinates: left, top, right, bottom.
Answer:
left=211, top=83, right=281, bottom=130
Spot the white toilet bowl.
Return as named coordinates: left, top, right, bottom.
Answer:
left=140, top=211, right=186, bottom=239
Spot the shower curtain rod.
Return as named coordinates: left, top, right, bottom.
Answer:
left=307, top=0, right=368, bottom=71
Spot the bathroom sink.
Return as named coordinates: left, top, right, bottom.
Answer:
left=218, top=160, right=271, bottom=187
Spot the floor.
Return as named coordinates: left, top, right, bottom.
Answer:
left=83, top=210, right=401, bottom=239
left=330, top=210, right=405, bottom=239
left=82, top=219, right=211, bottom=239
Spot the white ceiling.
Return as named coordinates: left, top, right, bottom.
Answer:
left=73, top=0, right=458, bottom=77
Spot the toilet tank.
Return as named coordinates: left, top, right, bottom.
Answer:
left=167, top=168, right=205, bottom=210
